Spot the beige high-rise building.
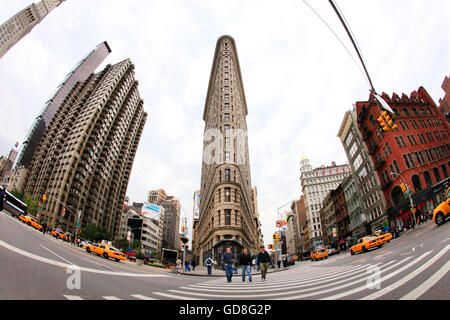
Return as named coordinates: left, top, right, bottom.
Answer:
left=0, top=0, right=66, bottom=59
left=194, top=35, right=259, bottom=264
left=24, top=59, right=147, bottom=238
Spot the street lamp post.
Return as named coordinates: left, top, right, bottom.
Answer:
left=44, top=192, right=81, bottom=243
left=277, top=201, right=292, bottom=269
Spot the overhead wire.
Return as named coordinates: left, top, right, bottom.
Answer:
left=301, top=0, right=372, bottom=89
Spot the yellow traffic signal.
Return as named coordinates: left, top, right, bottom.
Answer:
left=400, top=183, right=407, bottom=194
left=42, top=194, right=46, bottom=201
left=378, top=115, right=389, bottom=132
left=275, top=234, right=281, bottom=242
left=61, top=208, right=66, bottom=217
left=384, top=112, right=399, bottom=130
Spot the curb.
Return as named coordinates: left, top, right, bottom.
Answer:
left=178, top=267, right=291, bottom=277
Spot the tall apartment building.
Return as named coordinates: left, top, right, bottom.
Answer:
left=0, top=0, right=66, bottom=59
left=194, top=35, right=259, bottom=265
left=15, top=42, right=111, bottom=169
left=24, top=59, right=147, bottom=239
left=355, top=88, right=449, bottom=230
left=300, top=156, right=351, bottom=249
left=338, top=109, right=387, bottom=235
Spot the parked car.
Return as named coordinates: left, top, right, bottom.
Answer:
left=300, top=251, right=311, bottom=261
left=350, top=235, right=385, bottom=255
left=433, top=187, right=450, bottom=226
left=311, top=248, right=328, bottom=261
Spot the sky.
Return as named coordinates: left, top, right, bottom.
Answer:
left=0, top=0, right=449, bottom=248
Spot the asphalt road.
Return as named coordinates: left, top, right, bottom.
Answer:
left=1, top=209, right=449, bottom=300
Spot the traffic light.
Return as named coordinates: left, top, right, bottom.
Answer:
left=384, top=112, right=398, bottom=130
left=400, top=183, right=408, bottom=194
left=42, top=194, right=46, bottom=202
left=61, top=208, right=66, bottom=217
left=273, top=234, right=276, bottom=242
left=275, top=234, right=280, bottom=242
left=377, top=113, right=389, bottom=132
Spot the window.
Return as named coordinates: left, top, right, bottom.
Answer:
left=224, top=113, right=230, bottom=121
left=225, top=209, right=231, bottom=225
left=225, top=169, right=230, bottom=181
left=225, top=152, right=230, bottom=162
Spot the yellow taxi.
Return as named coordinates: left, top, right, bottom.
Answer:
left=311, top=248, right=328, bottom=261
left=350, top=235, right=385, bottom=255
left=433, top=187, right=450, bottom=226
left=85, top=243, right=126, bottom=262
left=19, top=215, right=43, bottom=231
left=375, top=231, right=392, bottom=243
left=51, top=228, right=66, bottom=240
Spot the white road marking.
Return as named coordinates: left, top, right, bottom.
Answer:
left=131, top=294, right=158, bottom=300
left=40, top=244, right=74, bottom=265
left=63, top=295, right=84, bottom=300
left=186, top=264, right=372, bottom=292
left=0, top=239, right=168, bottom=278
left=103, top=296, right=122, bottom=300
left=361, top=245, right=449, bottom=300
left=400, top=260, right=450, bottom=300
left=358, top=250, right=438, bottom=300
left=153, top=291, right=204, bottom=300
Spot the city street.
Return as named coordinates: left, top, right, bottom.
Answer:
left=1, top=209, right=448, bottom=300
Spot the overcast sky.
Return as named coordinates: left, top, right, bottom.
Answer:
left=0, top=0, right=449, bottom=247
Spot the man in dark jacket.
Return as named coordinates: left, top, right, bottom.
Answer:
left=222, top=247, right=235, bottom=283
left=257, top=246, right=270, bottom=281
left=240, top=248, right=253, bottom=282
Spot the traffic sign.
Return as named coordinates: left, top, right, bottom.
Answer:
left=76, top=221, right=81, bottom=228
left=405, top=190, right=412, bottom=197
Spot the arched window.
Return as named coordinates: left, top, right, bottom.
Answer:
left=433, top=167, right=441, bottom=183
left=423, top=171, right=433, bottom=188
left=391, top=186, right=403, bottom=206
left=411, top=175, right=422, bottom=193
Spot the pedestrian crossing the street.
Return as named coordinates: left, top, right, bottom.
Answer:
left=62, top=245, right=449, bottom=300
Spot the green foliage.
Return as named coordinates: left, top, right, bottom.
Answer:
left=23, top=194, right=39, bottom=215
left=135, top=251, right=145, bottom=260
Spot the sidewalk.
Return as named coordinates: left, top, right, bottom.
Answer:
left=176, top=265, right=291, bottom=277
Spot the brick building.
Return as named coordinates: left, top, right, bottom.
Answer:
left=355, top=87, right=449, bottom=230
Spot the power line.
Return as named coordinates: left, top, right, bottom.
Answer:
left=328, top=0, right=376, bottom=93
left=301, top=0, right=371, bottom=88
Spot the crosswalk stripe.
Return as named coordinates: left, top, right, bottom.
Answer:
left=63, top=295, right=84, bottom=300
left=131, top=294, right=158, bottom=300
left=325, top=251, right=432, bottom=300
left=103, top=296, right=122, bottom=300
left=187, top=264, right=373, bottom=292
left=196, top=264, right=364, bottom=288
left=152, top=291, right=205, bottom=300
left=361, top=245, right=449, bottom=300
left=400, top=260, right=450, bottom=300
left=164, top=262, right=393, bottom=299
left=282, top=258, right=408, bottom=300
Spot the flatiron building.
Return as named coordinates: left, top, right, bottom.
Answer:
left=194, top=35, right=259, bottom=264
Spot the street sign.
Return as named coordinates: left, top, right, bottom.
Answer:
left=405, top=190, right=412, bottom=197
left=76, top=221, right=80, bottom=228
left=276, top=220, right=282, bottom=228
